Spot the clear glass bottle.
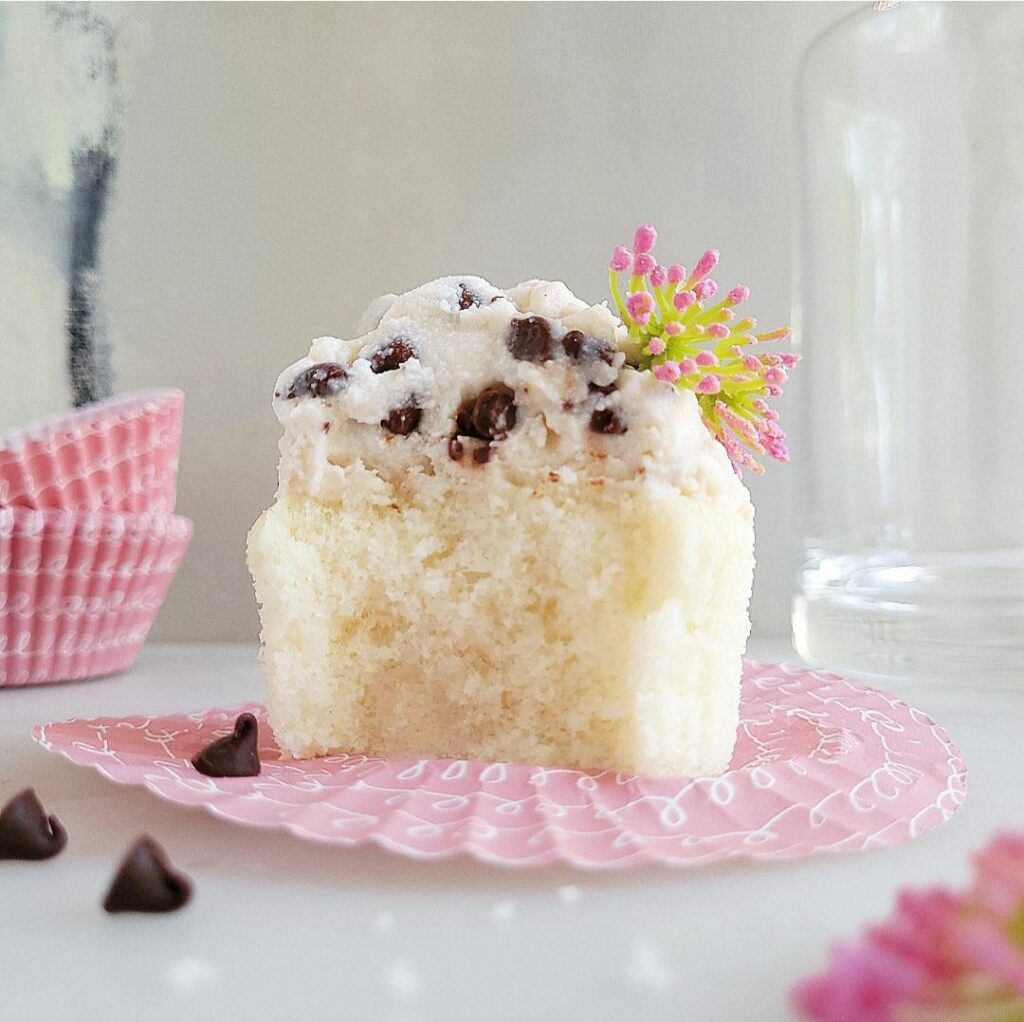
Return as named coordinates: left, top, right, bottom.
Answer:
left=794, top=1, right=1024, bottom=679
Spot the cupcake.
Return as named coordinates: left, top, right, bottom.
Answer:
left=248, top=227, right=795, bottom=777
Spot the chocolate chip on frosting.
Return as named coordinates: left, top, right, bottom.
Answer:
left=370, top=337, right=416, bottom=374
left=287, top=362, right=348, bottom=399
left=590, top=408, right=628, bottom=435
left=470, top=384, right=517, bottom=440
left=191, top=713, right=261, bottom=778
left=472, top=445, right=492, bottom=465
left=507, top=316, right=554, bottom=362
left=103, top=836, right=192, bottom=914
left=448, top=437, right=465, bottom=461
left=458, top=284, right=481, bottom=310
left=563, top=330, right=617, bottom=366
left=0, top=789, right=67, bottom=861
left=381, top=402, right=423, bottom=435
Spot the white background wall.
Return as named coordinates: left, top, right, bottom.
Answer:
left=62, top=2, right=856, bottom=640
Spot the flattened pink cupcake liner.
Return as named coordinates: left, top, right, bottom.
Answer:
left=0, top=389, right=183, bottom=513
left=0, top=507, right=192, bottom=687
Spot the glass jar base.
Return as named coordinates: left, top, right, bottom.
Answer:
left=792, top=553, right=1024, bottom=680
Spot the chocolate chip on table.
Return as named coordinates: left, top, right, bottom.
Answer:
left=381, top=403, right=422, bottom=435
left=563, top=330, right=617, bottom=365
left=472, top=445, right=492, bottom=465
left=370, top=338, right=415, bottom=374
left=287, top=362, right=348, bottom=399
left=590, top=408, right=628, bottom=435
left=448, top=437, right=465, bottom=461
left=103, top=836, right=192, bottom=914
left=191, top=713, right=261, bottom=778
left=458, top=284, right=481, bottom=310
left=507, top=317, right=554, bottom=362
left=0, top=789, right=67, bottom=861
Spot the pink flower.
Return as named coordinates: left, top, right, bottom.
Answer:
left=727, top=285, right=750, bottom=305
left=633, top=224, right=658, bottom=254
left=647, top=337, right=666, bottom=356
left=667, top=264, right=687, bottom=284
left=673, top=289, right=697, bottom=312
left=632, top=252, right=656, bottom=277
left=690, top=248, right=719, bottom=282
left=793, top=833, right=1024, bottom=1022
left=677, top=357, right=697, bottom=375
left=609, top=246, right=632, bottom=272
left=706, top=322, right=730, bottom=340
left=694, top=279, right=718, bottom=300
left=695, top=350, right=718, bottom=367
left=664, top=321, right=682, bottom=336
left=649, top=265, right=668, bottom=288
left=653, top=361, right=681, bottom=383
left=626, top=291, right=654, bottom=319
left=696, top=374, right=721, bottom=394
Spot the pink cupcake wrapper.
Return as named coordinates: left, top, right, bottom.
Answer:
left=0, top=506, right=192, bottom=687
left=0, top=389, right=184, bottom=513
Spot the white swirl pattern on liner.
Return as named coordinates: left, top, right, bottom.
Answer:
left=33, top=660, right=967, bottom=869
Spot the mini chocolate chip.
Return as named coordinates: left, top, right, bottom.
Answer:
left=322, top=422, right=331, bottom=433
left=287, top=362, right=348, bottom=399
left=191, top=713, right=261, bottom=778
left=473, top=445, right=492, bottom=465
left=589, top=381, right=617, bottom=396
left=458, top=284, right=481, bottom=310
left=370, top=338, right=415, bottom=374
left=381, top=403, right=422, bottom=435
left=590, top=408, right=628, bottom=435
left=507, top=317, right=554, bottom=362
left=471, top=384, right=516, bottom=439
left=563, top=330, right=617, bottom=365
left=448, top=437, right=465, bottom=461
left=103, top=836, right=192, bottom=914
left=0, top=789, right=67, bottom=861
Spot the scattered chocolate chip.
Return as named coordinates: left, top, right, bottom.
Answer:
left=191, top=713, right=261, bottom=778
left=0, top=789, right=67, bottom=861
left=458, top=284, right=481, bottom=310
left=287, top=362, right=348, bottom=399
left=563, top=330, right=617, bottom=365
left=322, top=421, right=331, bottom=433
left=507, top=317, right=554, bottom=362
left=103, top=837, right=192, bottom=914
left=448, top=437, right=465, bottom=461
left=472, top=445, right=492, bottom=465
left=590, top=408, right=628, bottom=435
left=589, top=381, right=617, bottom=396
left=489, top=294, right=506, bottom=304
left=381, top=403, right=422, bottom=435
left=370, top=337, right=415, bottom=374
left=548, top=471, right=560, bottom=482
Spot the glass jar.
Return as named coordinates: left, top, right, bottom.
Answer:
left=794, top=1, right=1024, bottom=679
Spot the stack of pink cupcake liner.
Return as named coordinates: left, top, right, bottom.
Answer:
left=0, top=390, right=192, bottom=686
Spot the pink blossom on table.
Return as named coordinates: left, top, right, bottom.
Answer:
left=647, top=337, right=667, bottom=356
left=792, top=832, right=1024, bottom=1022
left=653, top=361, right=681, bottom=383
left=633, top=223, right=658, bottom=254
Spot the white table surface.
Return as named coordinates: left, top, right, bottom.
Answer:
left=1, top=639, right=1020, bottom=1022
